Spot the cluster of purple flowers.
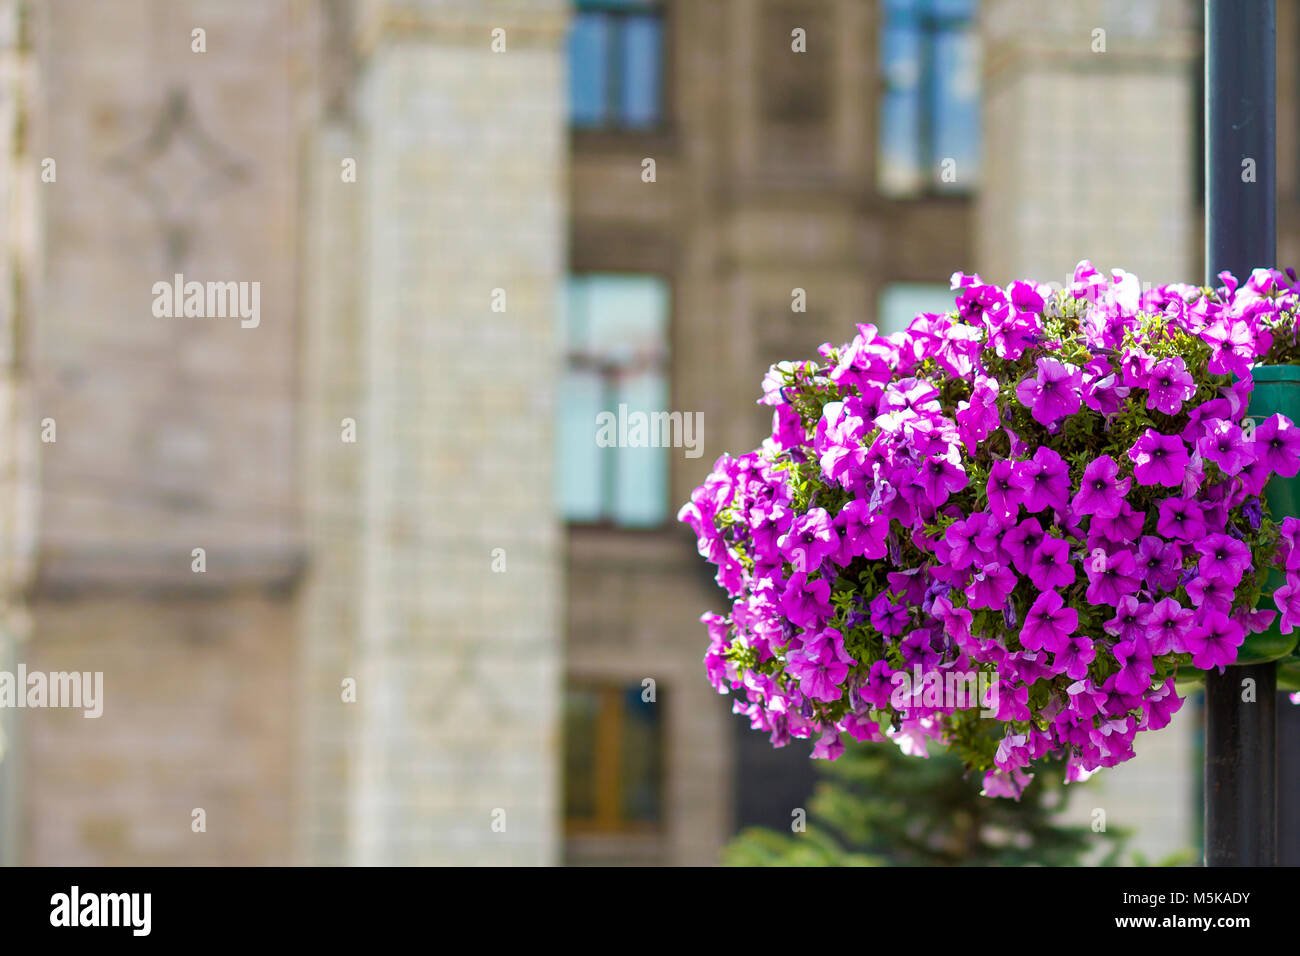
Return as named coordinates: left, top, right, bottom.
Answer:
left=680, top=262, right=1300, bottom=798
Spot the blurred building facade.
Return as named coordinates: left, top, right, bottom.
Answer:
left=0, top=0, right=1297, bottom=866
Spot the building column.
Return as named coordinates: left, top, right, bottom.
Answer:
left=346, top=0, right=567, bottom=865
left=977, top=0, right=1200, bottom=287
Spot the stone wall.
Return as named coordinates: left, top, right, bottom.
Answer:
left=19, top=0, right=307, bottom=865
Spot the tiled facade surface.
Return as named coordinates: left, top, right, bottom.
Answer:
left=296, top=115, right=361, bottom=867
left=977, top=0, right=1200, bottom=288
left=342, top=0, right=567, bottom=866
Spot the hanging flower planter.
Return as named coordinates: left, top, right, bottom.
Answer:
left=681, top=263, right=1300, bottom=798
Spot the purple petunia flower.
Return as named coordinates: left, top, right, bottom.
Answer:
left=1250, top=413, right=1300, bottom=478
left=966, top=563, right=1018, bottom=611
left=1274, top=573, right=1300, bottom=634
left=1195, top=533, right=1251, bottom=588
left=1242, top=496, right=1263, bottom=531
left=1145, top=356, right=1195, bottom=415
left=1010, top=447, right=1071, bottom=514
left=1196, top=419, right=1249, bottom=475
left=986, top=460, right=1022, bottom=520
left=1143, top=679, right=1184, bottom=732
left=1084, top=547, right=1140, bottom=605
left=1070, top=455, right=1130, bottom=518
left=1104, top=595, right=1149, bottom=644
left=786, top=627, right=857, bottom=702
left=917, top=449, right=968, bottom=506
left=1082, top=355, right=1129, bottom=416
left=1142, top=598, right=1192, bottom=656
left=1053, top=634, right=1096, bottom=681
left=939, top=513, right=989, bottom=571
left=1134, top=535, right=1183, bottom=592
left=1279, top=516, right=1300, bottom=571
left=781, top=572, right=832, bottom=629
left=1027, top=535, right=1075, bottom=591
left=1016, top=358, right=1083, bottom=427
left=956, top=375, right=1000, bottom=452
left=778, top=507, right=839, bottom=573
left=1128, top=429, right=1189, bottom=487
left=1183, top=611, right=1243, bottom=670
left=1003, top=517, right=1045, bottom=575
left=1185, top=573, right=1234, bottom=615
left=1113, top=636, right=1155, bottom=695
left=931, top=595, right=974, bottom=647
left=1088, top=502, right=1145, bottom=547
left=1156, top=495, right=1208, bottom=541
left=1121, top=347, right=1155, bottom=389
left=870, top=591, right=911, bottom=637
left=835, top=499, right=888, bottom=563
left=1020, top=589, right=1078, bottom=654
left=1202, top=318, right=1254, bottom=378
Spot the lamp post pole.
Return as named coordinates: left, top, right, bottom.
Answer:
left=1204, top=0, right=1278, bottom=867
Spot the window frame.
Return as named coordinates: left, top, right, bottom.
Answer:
left=878, top=0, right=981, bottom=199
left=559, top=271, right=675, bottom=531
left=563, top=679, right=666, bottom=836
left=569, top=0, right=672, bottom=135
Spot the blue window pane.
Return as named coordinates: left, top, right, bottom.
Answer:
left=569, top=4, right=664, bottom=129
left=612, top=373, right=669, bottom=527
left=931, top=30, right=980, bottom=191
left=570, top=13, right=609, bottom=127
left=878, top=0, right=981, bottom=196
left=558, top=371, right=605, bottom=522
left=878, top=283, right=957, bottom=336
left=620, top=15, right=663, bottom=128
left=584, top=275, right=668, bottom=361
left=560, top=274, right=671, bottom=526
left=880, top=23, right=924, bottom=194
left=929, top=0, right=977, bottom=17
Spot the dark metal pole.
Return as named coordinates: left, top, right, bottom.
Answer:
left=1204, top=0, right=1277, bottom=867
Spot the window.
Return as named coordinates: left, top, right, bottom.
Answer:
left=878, top=282, right=956, bottom=335
left=558, top=274, right=670, bottom=527
left=878, top=0, right=981, bottom=196
left=564, top=682, right=663, bottom=832
left=569, top=0, right=665, bottom=129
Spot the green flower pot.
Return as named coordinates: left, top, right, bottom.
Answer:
left=1233, top=365, right=1300, bottom=664
left=1280, top=656, right=1300, bottom=692
left=1177, top=366, right=1300, bottom=688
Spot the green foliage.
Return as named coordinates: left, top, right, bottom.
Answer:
left=725, top=740, right=1129, bottom=867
